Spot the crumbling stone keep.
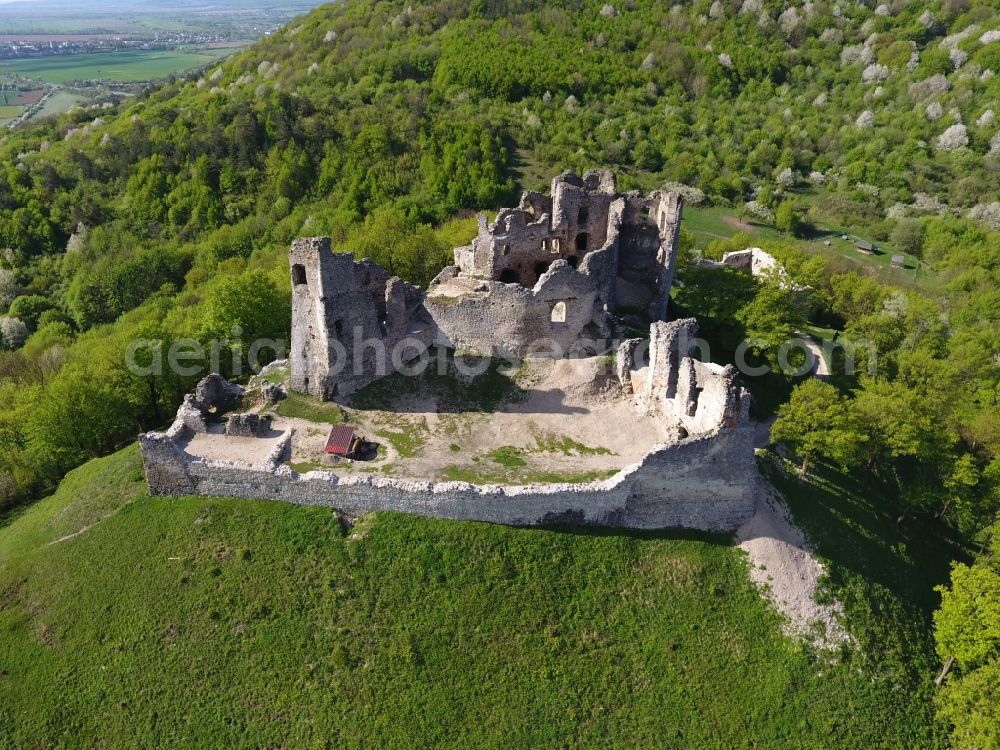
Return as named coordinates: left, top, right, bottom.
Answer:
left=289, top=237, right=433, bottom=400
left=289, top=170, right=685, bottom=401
left=428, top=169, right=682, bottom=357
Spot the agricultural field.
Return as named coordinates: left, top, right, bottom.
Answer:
left=27, top=89, right=84, bottom=121
left=0, top=48, right=233, bottom=84
left=0, top=87, right=43, bottom=125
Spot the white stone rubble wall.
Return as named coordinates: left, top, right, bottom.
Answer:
left=139, top=424, right=756, bottom=532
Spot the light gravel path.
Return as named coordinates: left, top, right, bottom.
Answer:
left=797, top=335, right=830, bottom=377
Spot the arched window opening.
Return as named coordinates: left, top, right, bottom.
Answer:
left=578, top=207, right=589, bottom=224
left=575, top=233, right=588, bottom=252
left=550, top=301, right=567, bottom=324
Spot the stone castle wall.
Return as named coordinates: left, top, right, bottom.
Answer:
left=424, top=261, right=609, bottom=358
left=289, top=237, right=432, bottom=400
left=139, top=422, right=756, bottom=533
left=288, top=170, right=684, bottom=401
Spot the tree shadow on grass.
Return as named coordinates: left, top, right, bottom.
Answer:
left=521, top=515, right=734, bottom=547
left=760, top=456, right=969, bottom=616
left=0, top=502, right=31, bottom=532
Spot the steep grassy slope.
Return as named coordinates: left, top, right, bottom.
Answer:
left=0, top=445, right=954, bottom=748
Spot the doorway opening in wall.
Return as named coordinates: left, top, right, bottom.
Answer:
left=535, top=261, right=550, bottom=281
left=499, top=269, right=519, bottom=284
left=575, top=232, right=588, bottom=252
left=292, top=264, right=307, bottom=287
left=550, top=301, right=567, bottom=323
left=637, top=341, right=650, bottom=367
left=567, top=255, right=579, bottom=269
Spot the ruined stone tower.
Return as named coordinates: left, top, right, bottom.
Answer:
left=451, top=169, right=683, bottom=321
left=289, top=237, right=429, bottom=400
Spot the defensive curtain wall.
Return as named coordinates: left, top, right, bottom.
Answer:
left=140, top=321, right=759, bottom=533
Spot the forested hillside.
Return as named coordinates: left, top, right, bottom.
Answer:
left=0, top=1, right=999, bottom=742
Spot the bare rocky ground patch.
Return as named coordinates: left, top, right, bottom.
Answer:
left=243, top=357, right=671, bottom=484
left=737, top=484, right=850, bottom=649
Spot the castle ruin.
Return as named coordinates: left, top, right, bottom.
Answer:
left=291, top=170, right=683, bottom=400
left=140, top=170, right=759, bottom=533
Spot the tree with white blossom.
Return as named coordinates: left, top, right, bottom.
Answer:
left=0, top=269, right=18, bottom=310
left=778, top=6, right=799, bottom=35
left=0, top=317, right=27, bottom=350
left=967, top=203, right=1000, bottom=231
left=937, top=124, right=969, bottom=151
left=743, top=201, right=776, bottom=224
left=862, top=63, right=889, bottom=83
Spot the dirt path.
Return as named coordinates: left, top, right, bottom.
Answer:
left=47, top=502, right=131, bottom=546
left=737, top=485, right=849, bottom=648
left=720, top=215, right=757, bottom=233
left=798, top=336, right=830, bottom=378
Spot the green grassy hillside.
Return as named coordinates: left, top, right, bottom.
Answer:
left=0, top=445, right=956, bottom=748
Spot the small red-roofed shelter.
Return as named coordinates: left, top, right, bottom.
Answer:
left=325, top=425, right=358, bottom=457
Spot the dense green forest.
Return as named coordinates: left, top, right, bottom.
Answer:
left=0, top=0, right=998, bottom=744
